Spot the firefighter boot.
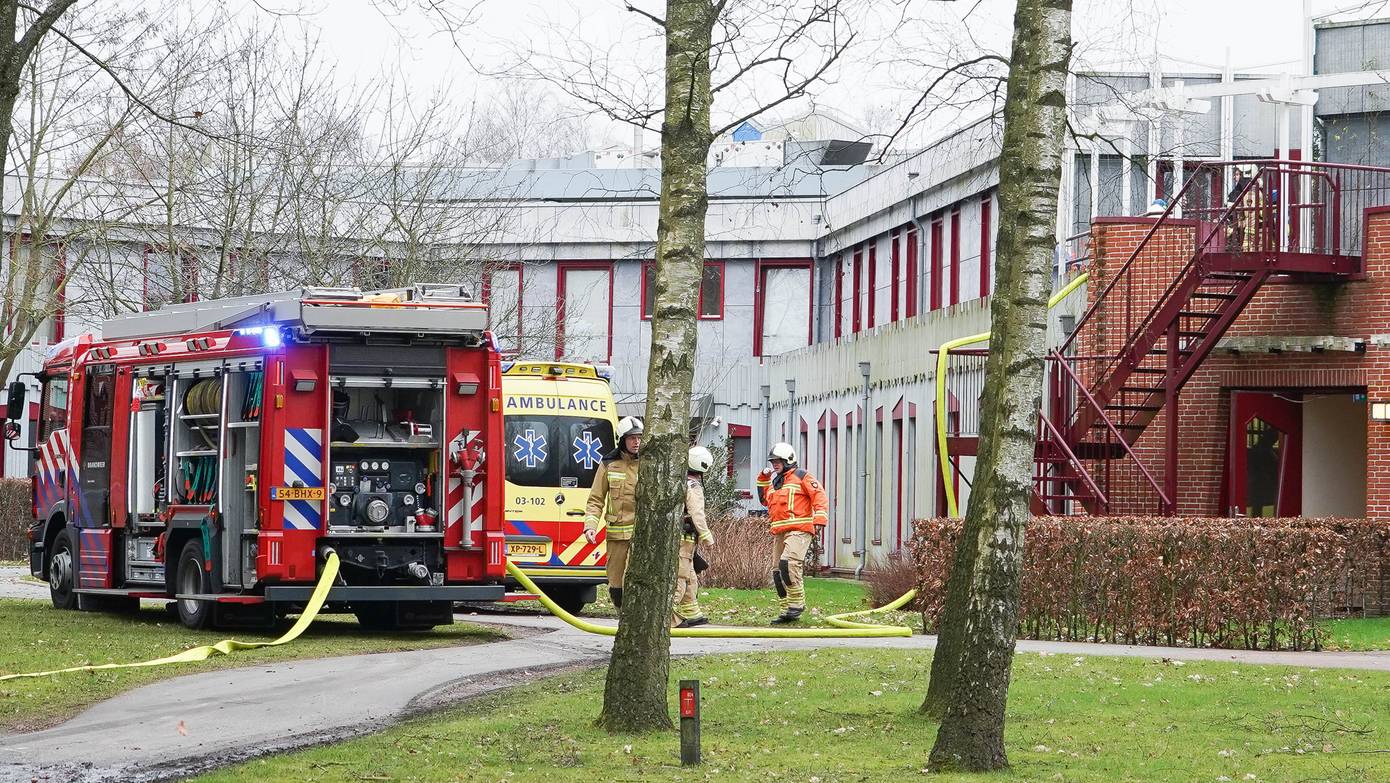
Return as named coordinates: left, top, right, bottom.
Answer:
left=771, top=565, right=789, bottom=621
left=771, top=606, right=804, bottom=625
left=677, top=615, right=709, bottom=628
left=610, top=587, right=623, bottom=609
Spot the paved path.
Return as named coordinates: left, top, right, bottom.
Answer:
left=0, top=566, right=46, bottom=601
left=6, top=611, right=1390, bottom=783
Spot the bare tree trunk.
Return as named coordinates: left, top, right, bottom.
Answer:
left=925, top=0, right=1072, bottom=772
left=596, top=0, right=715, bottom=734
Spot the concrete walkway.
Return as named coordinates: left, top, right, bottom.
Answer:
left=6, top=610, right=1390, bottom=783
left=0, top=566, right=46, bottom=601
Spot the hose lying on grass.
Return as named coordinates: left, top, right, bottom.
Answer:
left=505, top=560, right=915, bottom=639
left=0, top=553, right=341, bottom=682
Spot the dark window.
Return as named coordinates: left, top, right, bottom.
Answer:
left=505, top=416, right=615, bottom=489
left=39, top=377, right=68, bottom=441
left=699, top=263, right=723, bottom=318
left=642, top=263, right=654, bottom=318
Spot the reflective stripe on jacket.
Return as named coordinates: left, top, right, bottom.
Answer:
left=584, top=453, right=640, bottom=541
left=681, top=476, right=714, bottom=546
left=757, top=466, right=829, bottom=535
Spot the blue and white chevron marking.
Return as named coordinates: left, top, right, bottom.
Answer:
left=283, top=427, right=323, bottom=530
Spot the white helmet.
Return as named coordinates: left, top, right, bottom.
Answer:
left=616, top=416, right=644, bottom=439
left=768, top=442, right=797, bottom=464
left=688, top=445, right=714, bottom=474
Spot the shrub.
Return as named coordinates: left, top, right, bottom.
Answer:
left=865, top=549, right=920, bottom=610
left=912, top=516, right=1390, bottom=651
left=0, top=477, right=30, bottom=561
left=702, top=515, right=773, bottom=589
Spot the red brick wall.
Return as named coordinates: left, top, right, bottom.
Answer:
left=1082, top=211, right=1390, bottom=519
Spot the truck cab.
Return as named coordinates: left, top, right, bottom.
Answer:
left=501, top=361, right=615, bottom=613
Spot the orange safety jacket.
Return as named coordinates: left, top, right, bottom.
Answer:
left=756, top=466, right=829, bottom=535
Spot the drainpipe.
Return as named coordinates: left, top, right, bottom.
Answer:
left=760, top=384, right=772, bottom=466
left=909, top=194, right=927, bottom=316
left=785, top=378, right=797, bottom=450
left=855, top=361, right=871, bottom=579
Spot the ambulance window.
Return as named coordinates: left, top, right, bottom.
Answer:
left=506, top=418, right=555, bottom=487
left=558, top=418, right=613, bottom=489
left=39, top=377, right=68, bottom=440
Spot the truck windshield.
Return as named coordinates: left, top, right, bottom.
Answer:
left=505, top=416, right=614, bottom=489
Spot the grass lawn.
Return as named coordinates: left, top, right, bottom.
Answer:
left=580, top=576, right=925, bottom=630
left=1320, top=615, right=1390, bottom=651
left=0, top=599, right=505, bottom=733
left=196, top=647, right=1390, bottom=783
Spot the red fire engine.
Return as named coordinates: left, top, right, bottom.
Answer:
left=3, top=284, right=507, bottom=630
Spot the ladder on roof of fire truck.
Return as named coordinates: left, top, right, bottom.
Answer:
left=101, top=284, right=487, bottom=342
left=1029, top=160, right=1372, bottom=516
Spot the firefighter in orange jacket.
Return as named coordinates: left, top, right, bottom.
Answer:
left=756, top=442, right=828, bottom=624
left=584, top=416, right=643, bottom=609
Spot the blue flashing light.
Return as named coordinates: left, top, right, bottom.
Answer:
left=234, top=325, right=283, bottom=348
left=500, top=360, right=516, bottom=373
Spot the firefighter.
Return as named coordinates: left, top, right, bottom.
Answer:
left=756, top=442, right=828, bottom=624
left=584, top=416, right=643, bottom=609
left=672, top=445, right=716, bottom=628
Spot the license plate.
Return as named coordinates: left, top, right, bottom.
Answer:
left=506, top=541, right=552, bottom=561
left=271, top=486, right=326, bottom=501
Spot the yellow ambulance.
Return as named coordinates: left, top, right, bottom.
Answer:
left=501, top=361, right=616, bottom=613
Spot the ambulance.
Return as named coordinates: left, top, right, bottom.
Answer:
left=500, top=361, right=614, bottom=613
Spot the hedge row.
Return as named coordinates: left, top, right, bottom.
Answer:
left=0, top=478, right=29, bottom=561
left=913, top=516, right=1390, bottom=651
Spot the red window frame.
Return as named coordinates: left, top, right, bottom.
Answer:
left=892, top=397, right=906, bottom=550
left=866, top=243, right=877, bottom=329
left=833, top=253, right=844, bottom=339
left=851, top=246, right=862, bottom=333
left=979, top=193, right=993, bottom=297
left=889, top=230, right=900, bottom=323
left=752, top=257, right=813, bottom=357
left=51, top=242, right=66, bottom=341
left=555, top=261, right=614, bottom=362
left=481, top=263, right=525, bottom=352
left=949, top=208, right=961, bottom=307
left=641, top=261, right=725, bottom=320
left=929, top=218, right=943, bottom=311
left=905, top=227, right=918, bottom=318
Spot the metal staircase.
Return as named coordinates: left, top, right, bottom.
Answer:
left=1025, top=160, right=1377, bottom=515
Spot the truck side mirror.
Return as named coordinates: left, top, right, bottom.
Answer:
left=5, top=380, right=25, bottom=422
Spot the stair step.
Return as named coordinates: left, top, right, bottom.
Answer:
left=1120, top=385, right=1162, bottom=393
left=1090, top=421, right=1146, bottom=430
left=1178, top=310, right=1222, bottom=319
left=1129, top=367, right=1166, bottom=374
left=1105, top=403, right=1161, bottom=411
left=1192, top=291, right=1237, bottom=300
left=1204, top=272, right=1253, bottom=281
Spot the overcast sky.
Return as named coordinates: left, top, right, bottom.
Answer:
left=222, top=0, right=1359, bottom=150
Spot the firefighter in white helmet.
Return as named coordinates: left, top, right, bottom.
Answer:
left=584, top=416, right=643, bottom=609
left=756, top=441, right=829, bottom=623
left=671, top=445, right=716, bottom=628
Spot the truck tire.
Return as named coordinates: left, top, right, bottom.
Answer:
left=48, top=528, right=77, bottom=610
left=354, top=601, right=451, bottom=632
left=176, top=540, right=215, bottom=630
left=547, top=586, right=590, bottom=616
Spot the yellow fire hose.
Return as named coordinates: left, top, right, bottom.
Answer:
left=505, top=561, right=915, bottom=638
left=1, top=548, right=917, bottom=682
left=936, top=272, right=1089, bottom=517
left=0, top=554, right=342, bottom=682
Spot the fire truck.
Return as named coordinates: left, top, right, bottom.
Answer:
left=3, top=284, right=507, bottom=631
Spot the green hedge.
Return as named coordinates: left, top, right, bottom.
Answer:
left=0, top=477, right=30, bottom=561
left=914, top=516, right=1390, bottom=651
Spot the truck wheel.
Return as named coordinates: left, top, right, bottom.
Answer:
left=48, top=528, right=77, bottom=610
left=176, top=540, right=215, bottom=630
left=547, top=587, right=589, bottom=616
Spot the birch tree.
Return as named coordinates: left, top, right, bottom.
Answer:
left=505, top=0, right=861, bottom=733
left=922, top=0, right=1074, bottom=771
